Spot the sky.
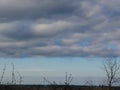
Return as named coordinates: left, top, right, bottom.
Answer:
left=0, top=0, right=120, bottom=84
left=0, top=57, right=104, bottom=85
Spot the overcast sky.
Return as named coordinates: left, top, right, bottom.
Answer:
left=0, top=0, right=120, bottom=84
left=0, top=0, right=119, bottom=57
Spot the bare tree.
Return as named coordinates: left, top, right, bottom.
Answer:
left=64, top=72, right=73, bottom=85
left=11, top=63, right=16, bottom=84
left=0, top=64, right=6, bottom=84
left=43, top=77, right=57, bottom=85
left=103, top=57, right=120, bottom=90
left=17, top=71, right=23, bottom=84
left=63, top=72, right=73, bottom=90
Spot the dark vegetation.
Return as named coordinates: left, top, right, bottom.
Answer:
left=0, top=85, right=120, bottom=90
left=0, top=57, right=120, bottom=90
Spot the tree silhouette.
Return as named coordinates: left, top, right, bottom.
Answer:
left=103, top=57, right=120, bottom=90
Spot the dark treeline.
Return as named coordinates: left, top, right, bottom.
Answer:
left=0, top=85, right=120, bottom=90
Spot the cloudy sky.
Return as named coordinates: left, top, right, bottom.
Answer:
left=0, top=0, right=120, bottom=84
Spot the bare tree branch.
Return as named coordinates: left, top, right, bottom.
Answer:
left=0, top=64, right=6, bottom=84
left=102, top=57, right=120, bottom=90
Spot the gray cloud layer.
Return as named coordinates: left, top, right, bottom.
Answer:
left=0, top=0, right=120, bottom=57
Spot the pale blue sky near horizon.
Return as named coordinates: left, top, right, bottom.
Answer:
left=0, top=57, right=106, bottom=84
left=0, top=57, right=116, bottom=84
left=0, top=57, right=105, bottom=77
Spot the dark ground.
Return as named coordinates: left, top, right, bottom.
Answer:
left=0, top=85, right=120, bottom=90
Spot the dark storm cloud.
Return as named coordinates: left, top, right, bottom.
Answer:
left=0, top=0, right=120, bottom=57
left=0, top=0, right=78, bottom=21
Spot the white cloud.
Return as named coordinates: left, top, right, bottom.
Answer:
left=32, top=21, right=76, bottom=36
